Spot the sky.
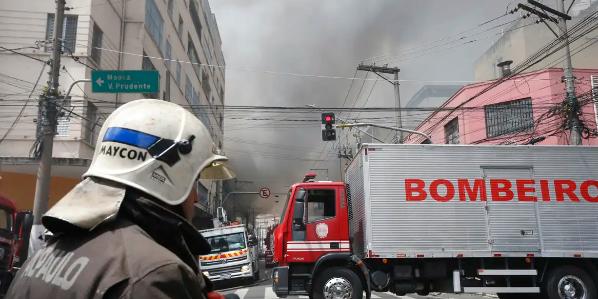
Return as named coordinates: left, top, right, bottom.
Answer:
left=208, top=0, right=517, bottom=218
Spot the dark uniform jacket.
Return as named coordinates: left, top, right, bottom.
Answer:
left=6, top=193, right=212, bottom=299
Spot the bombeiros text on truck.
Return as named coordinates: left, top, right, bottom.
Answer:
left=272, top=144, right=598, bottom=299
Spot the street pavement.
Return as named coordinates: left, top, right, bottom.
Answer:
left=219, top=280, right=497, bottom=299
left=216, top=260, right=496, bottom=299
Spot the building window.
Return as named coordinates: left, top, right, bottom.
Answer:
left=167, top=0, right=174, bottom=20
left=189, top=0, right=203, bottom=41
left=177, top=16, right=184, bottom=41
left=187, top=36, right=202, bottom=79
left=91, top=23, right=103, bottom=65
left=142, top=53, right=159, bottom=98
left=444, top=117, right=459, bottom=144
left=185, top=75, right=194, bottom=104
left=485, top=98, right=533, bottom=138
left=307, top=189, right=335, bottom=223
left=176, top=61, right=181, bottom=84
left=45, top=14, right=78, bottom=53
left=145, top=0, right=163, bottom=50
left=164, top=40, right=172, bottom=70
left=592, top=75, right=598, bottom=129
left=84, top=101, right=98, bottom=145
left=201, top=69, right=211, bottom=99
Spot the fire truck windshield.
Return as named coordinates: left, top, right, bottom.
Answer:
left=0, top=209, right=11, bottom=231
left=279, top=189, right=292, bottom=220
left=206, top=232, right=246, bottom=254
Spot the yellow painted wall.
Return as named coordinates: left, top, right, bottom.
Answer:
left=0, top=172, right=80, bottom=211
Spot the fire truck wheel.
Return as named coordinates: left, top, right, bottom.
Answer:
left=544, top=265, right=597, bottom=299
left=313, top=267, right=363, bottom=299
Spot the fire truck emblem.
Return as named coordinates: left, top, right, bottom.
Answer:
left=316, top=223, right=329, bottom=239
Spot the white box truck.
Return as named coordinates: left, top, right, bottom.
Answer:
left=200, top=224, right=260, bottom=284
left=272, top=144, right=598, bottom=299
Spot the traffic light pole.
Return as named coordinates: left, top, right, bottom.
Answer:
left=356, top=64, right=403, bottom=143
left=337, top=123, right=432, bottom=143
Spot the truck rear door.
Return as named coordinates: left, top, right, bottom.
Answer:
left=483, top=167, right=540, bottom=253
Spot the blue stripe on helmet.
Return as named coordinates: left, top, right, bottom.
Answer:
left=103, top=127, right=160, bottom=149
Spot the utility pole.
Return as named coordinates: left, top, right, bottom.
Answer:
left=32, top=0, right=66, bottom=232
left=555, top=0, right=581, bottom=145
left=520, top=0, right=580, bottom=144
left=357, top=64, right=403, bottom=143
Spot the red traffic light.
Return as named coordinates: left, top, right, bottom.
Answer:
left=325, top=115, right=333, bottom=122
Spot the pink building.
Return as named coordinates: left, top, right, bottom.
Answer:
left=405, top=68, right=598, bottom=146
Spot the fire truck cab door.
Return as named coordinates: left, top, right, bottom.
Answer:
left=483, top=167, right=541, bottom=253
left=299, top=188, right=344, bottom=262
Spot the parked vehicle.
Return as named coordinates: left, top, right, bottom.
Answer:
left=0, top=195, right=32, bottom=295
left=200, top=224, right=260, bottom=284
left=272, top=144, right=598, bottom=299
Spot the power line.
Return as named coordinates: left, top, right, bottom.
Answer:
left=0, top=46, right=48, bottom=63
left=413, top=10, right=598, bottom=138
left=0, top=62, right=47, bottom=145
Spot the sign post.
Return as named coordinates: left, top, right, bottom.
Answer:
left=91, top=70, right=159, bottom=94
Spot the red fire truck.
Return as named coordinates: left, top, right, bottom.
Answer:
left=272, top=144, right=598, bottom=299
left=0, top=194, right=33, bottom=294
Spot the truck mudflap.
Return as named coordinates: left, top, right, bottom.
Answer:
left=310, top=253, right=372, bottom=299
left=272, top=266, right=289, bottom=298
left=351, top=255, right=372, bottom=299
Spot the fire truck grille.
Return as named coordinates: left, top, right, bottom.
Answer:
left=201, top=256, right=247, bottom=267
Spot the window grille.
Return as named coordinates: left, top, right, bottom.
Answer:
left=592, top=75, right=598, bottom=130
left=91, top=24, right=103, bottom=65
left=485, top=98, right=533, bottom=138
left=45, top=14, right=78, bottom=53
left=444, top=117, right=459, bottom=144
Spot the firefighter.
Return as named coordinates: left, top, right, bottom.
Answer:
left=6, top=99, right=235, bottom=298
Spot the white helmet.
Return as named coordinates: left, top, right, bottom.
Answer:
left=44, top=99, right=234, bottom=230
left=83, top=99, right=234, bottom=205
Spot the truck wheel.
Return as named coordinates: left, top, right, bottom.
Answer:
left=253, top=269, right=260, bottom=282
left=313, top=267, right=363, bottom=299
left=544, top=265, right=597, bottom=299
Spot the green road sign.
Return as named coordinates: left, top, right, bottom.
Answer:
left=91, top=70, right=159, bottom=93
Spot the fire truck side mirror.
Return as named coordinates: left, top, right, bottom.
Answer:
left=292, top=201, right=305, bottom=231
left=293, top=189, right=307, bottom=230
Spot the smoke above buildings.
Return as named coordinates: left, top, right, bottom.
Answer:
left=209, top=0, right=513, bottom=217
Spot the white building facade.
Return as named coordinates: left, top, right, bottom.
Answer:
left=0, top=0, right=226, bottom=216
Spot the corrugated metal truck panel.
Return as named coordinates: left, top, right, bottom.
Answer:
left=346, top=153, right=367, bottom=258
left=345, top=144, right=598, bottom=258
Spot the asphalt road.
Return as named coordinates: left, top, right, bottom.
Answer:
left=215, top=260, right=497, bottom=299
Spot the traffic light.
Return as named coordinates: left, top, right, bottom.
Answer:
left=321, top=112, right=336, bottom=141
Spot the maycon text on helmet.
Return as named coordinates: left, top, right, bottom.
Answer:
left=99, top=144, right=148, bottom=162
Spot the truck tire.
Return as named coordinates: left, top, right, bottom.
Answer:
left=313, top=267, right=363, bottom=299
left=543, top=265, right=597, bottom=299
left=253, top=269, right=260, bottom=282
